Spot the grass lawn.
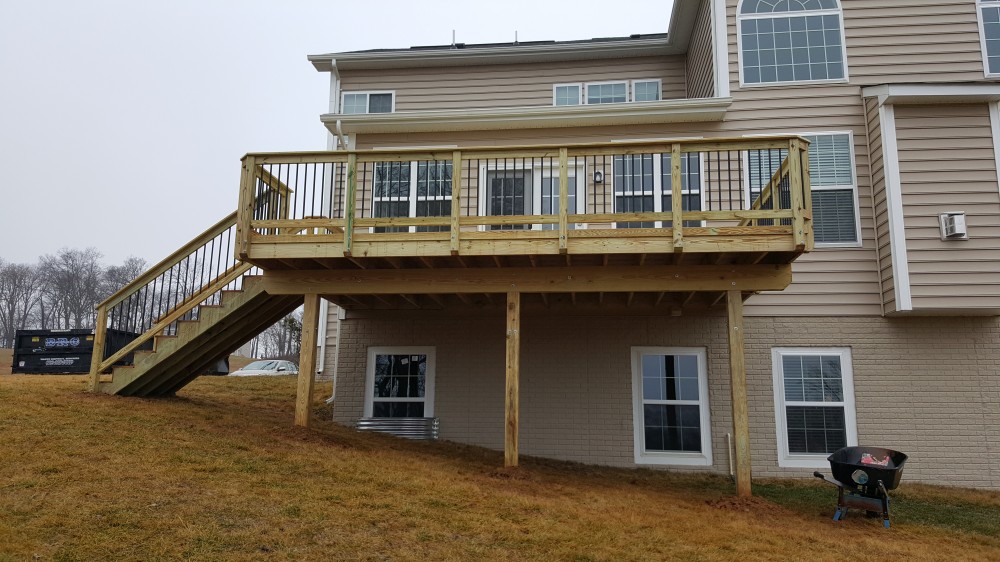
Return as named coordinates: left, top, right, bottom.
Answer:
left=1, top=366, right=998, bottom=561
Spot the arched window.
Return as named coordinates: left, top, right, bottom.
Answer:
left=738, top=0, right=847, bottom=85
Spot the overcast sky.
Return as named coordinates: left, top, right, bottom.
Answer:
left=0, top=0, right=672, bottom=266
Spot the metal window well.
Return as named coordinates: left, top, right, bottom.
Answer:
left=11, top=328, right=150, bottom=374
left=356, top=417, right=440, bottom=440
left=814, top=446, right=908, bottom=528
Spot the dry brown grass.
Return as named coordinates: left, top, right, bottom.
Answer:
left=1, top=348, right=12, bottom=375
left=1, top=374, right=997, bottom=562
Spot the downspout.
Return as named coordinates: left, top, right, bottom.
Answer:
left=318, top=60, right=342, bottom=386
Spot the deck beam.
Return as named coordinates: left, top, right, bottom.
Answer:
left=259, top=264, right=791, bottom=296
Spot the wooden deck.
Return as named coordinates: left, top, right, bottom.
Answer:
left=236, top=136, right=813, bottom=311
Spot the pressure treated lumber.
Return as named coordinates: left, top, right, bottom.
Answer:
left=259, top=264, right=793, bottom=296
left=727, top=290, right=752, bottom=497
left=505, top=290, right=520, bottom=468
left=295, top=293, right=321, bottom=427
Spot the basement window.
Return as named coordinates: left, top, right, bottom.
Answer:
left=631, top=347, right=713, bottom=466
left=771, top=347, right=857, bottom=468
left=364, top=347, right=435, bottom=418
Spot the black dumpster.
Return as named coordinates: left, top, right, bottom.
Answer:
left=11, top=329, right=150, bottom=374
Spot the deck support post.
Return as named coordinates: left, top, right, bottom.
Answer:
left=88, top=305, right=108, bottom=392
left=726, top=290, right=752, bottom=496
left=450, top=150, right=462, bottom=255
left=671, top=143, right=684, bottom=250
left=295, top=293, right=321, bottom=427
left=344, top=153, right=358, bottom=257
left=504, top=289, right=521, bottom=467
left=558, top=148, right=569, bottom=254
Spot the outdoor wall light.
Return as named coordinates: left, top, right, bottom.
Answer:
left=594, top=170, right=604, bottom=183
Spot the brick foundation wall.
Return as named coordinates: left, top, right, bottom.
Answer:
left=328, top=312, right=1000, bottom=490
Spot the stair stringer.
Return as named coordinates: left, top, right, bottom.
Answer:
left=103, top=277, right=303, bottom=397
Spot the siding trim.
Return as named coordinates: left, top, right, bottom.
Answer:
left=990, top=102, right=1000, bottom=198
left=879, top=104, right=913, bottom=312
left=712, top=0, right=730, bottom=98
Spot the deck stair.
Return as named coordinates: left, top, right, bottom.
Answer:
left=89, top=208, right=300, bottom=397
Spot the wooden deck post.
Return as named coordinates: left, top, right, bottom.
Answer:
left=344, top=153, right=358, bottom=257
left=726, top=290, right=752, bottom=496
left=450, top=150, right=462, bottom=255
left=295, top=293, right=321, bottom=427
left=88, top=305, right=108, bottom=393
left=505, top=289, right=521, bottom=467
left=558, top=147, right=569, bottom=254
left=787, top=138, right=806, bottom=250
left=671, top=143, right=684, bottom=250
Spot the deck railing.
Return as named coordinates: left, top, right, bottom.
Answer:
left=88, top=212, right=261, bottom=390
left=236, top=136, right=811, bottom=259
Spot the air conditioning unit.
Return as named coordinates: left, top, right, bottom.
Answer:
left=938, top=212, right=968, bottom=240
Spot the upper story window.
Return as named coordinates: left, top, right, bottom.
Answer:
left=978, top=1, right=1000, bottom=76
left=587, top=82, right=628, bottom=104
left=737, top=0, right=847, bottom=86
left=747, top=132, right=859, bottom=246
left=553, top=80, right=662, bottom=106
left=342, top=91, right=394, bottom=114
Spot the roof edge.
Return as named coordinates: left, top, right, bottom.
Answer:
left=309, top=0, right=703, bottom=72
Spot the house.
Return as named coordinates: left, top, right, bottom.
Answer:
left=89, top=0, right=1000, bottom=493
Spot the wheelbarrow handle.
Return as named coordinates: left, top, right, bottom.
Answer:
left=813, top=471, right=843, bottom=488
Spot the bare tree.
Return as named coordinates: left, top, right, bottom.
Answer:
left=0, top=260, right=43, bottom=348
left=252, top=310, right=303, bottom=359
left=103, top=256, right=147, bottom=298
left=38, top=248, right=105, bottom=330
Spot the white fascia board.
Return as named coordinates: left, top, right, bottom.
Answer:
left=321, top=98, right=732, bottom=135
left=309, top=37, right=675, bottom=72
left=878, top=104, right=913, bottom=313
left=712, top=0, right=730, bottom=98
left=863, top=83, right=1000, bottom=106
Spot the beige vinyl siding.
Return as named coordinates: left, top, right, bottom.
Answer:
left=865, top=97, right=894, bottom=314
left=724, top=1, right=880, bottom=317
left=893, top=104, right=1000, bottom=311
left=340, top=56, right=688, bottom=112
left=320, top=304, right=340, bottom=382
left=686, top=0, right=715, bottom=98
left=842, top=0, right=987, bottom=84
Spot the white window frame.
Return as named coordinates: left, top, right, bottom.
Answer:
left=363, top=346, right=435, bottom=418
left=742, top=131, right=861, bottom=247
left=771, top=347, right=857, bottom=469
left=585, top=80, right=629, bottom=104
left=554, top=80, right=665, bottom=105
left=736, top=0, right=849, bottom=88
left=631, top=79, right=662, bottom=102
left=371, top=161, right=453, bottom=233
left=611, top=152, right=706, bottom=228
left=631, top=347, right=713, bottom=467
left=552, top=83, right=583, bottom=106
left=340, top=90, right=396, bottom=114
left=977, top=0, right=1000, bottom=78
left=476, top=162, right=588, bottom=230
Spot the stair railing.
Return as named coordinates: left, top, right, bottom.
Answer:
left=88, top=211, right=262, bottom=391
